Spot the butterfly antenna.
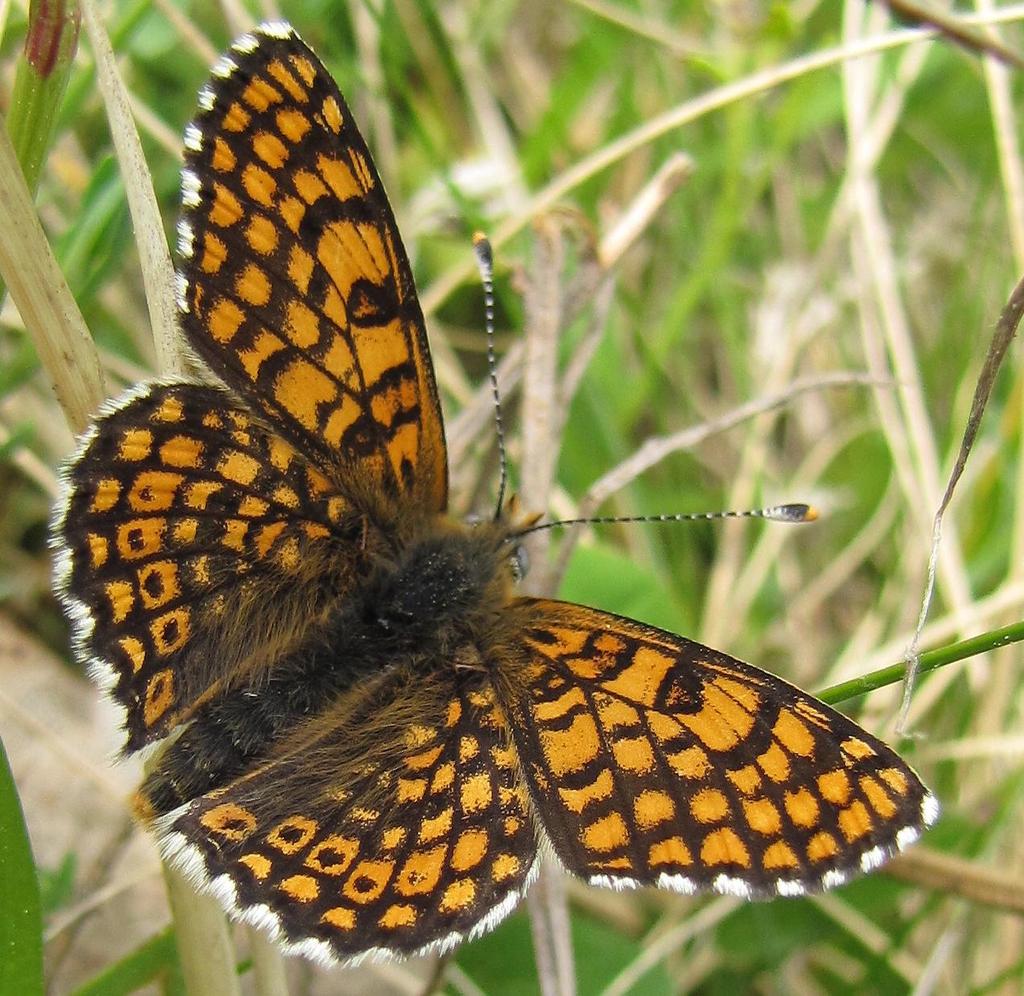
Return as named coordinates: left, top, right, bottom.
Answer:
left=512, top=503, right=818, bottom=538
left=473, top=232, right=509, bottom=520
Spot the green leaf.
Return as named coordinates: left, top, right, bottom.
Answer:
left=72, top=929, right=182, bottom=996
left=38, top=852, right=77, bottom=917
left=0, top=735, right=44, bottom=996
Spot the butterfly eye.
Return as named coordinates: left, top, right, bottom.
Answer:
left=510, top=543, right=529, bottom=583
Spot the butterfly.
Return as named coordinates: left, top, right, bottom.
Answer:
left=51, top=21, right=937, bottom=966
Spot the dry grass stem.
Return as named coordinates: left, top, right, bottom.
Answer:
left=80, top=0, right=184, bottom=377
left=519, top=219, right=577, bottom=996
left=597, top=153, right=694, bottom=269
left=886, top=848, right=1024, bottom=915
left=0, top=125, right=104, bottom=431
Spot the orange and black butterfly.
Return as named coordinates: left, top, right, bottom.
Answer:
left=51, top=22, right=937, bottom=965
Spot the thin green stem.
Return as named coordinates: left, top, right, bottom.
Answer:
left=818, top=623, right=1024, bottom=705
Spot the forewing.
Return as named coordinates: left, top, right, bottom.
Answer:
left=52, top=382, right=357, bottom=752
left=155, top=677, right=537, bottom=963
left=503, top=599, right=937, bottom=898
left=177, top=23, right=447, bottom=509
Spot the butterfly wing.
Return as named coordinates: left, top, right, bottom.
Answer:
left=502, top=599, right=937, bottom=897
left=153, top=675, right=537, bottom=963
left=51, top=383, right=358, bottom=752
left=177, top=23, right=447, bottom=510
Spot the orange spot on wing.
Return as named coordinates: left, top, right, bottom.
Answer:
left=305, top=835, right=358, bottom=875
left=318, top=156, right=363, bottom=200
left=540, top=712, right=601, bottom=776
left=253, top=131, right=288, bottom=169
left=807, top=831, right=839, bottom=862
left=784, top=787, right=820, bottom=829
left=690, top=788, right=729, bottom=824
left=818, top=769, right=852, bottom=805
left=90, top=478, right=121, bottom=511
left=246, top=214, right=279, bottom=255
left=200, top=231, right=227, bottom=273
left=279, top=874, right=319, bottom=902
left=610, top=735, right=655, bottom=775
left=773, top=709, right=816, bottom=757
left=667, top=745, right=711, bottom=779
left=118, top=636, right=146, bottom=673
left=159, top=434, right=204, bottom=469
left=321, top=94, right=343, bottom=132
left=757, top=742, right=791, bottom=782
left=842, top=737, right=876, bottom=761
left=87, top=533, right=108, bottom=568
left=273, top=359, right=337, bottom=431
left=207, top=297, right=245, bottom=342
left=143, top=669, right=175, bottom=725
left=266, top=59, right=307, bottom=102
left=321, top=906, right=356, bottom=930
left=460, top=772, right=493, bottom=814
left=242, top=77, right=282, bottom=112
left=582, top=812, right=629, bottom=853
left=235, top=263, right=272, bottom=306
left=700, top=827, right=750, bottom=868
left=117, top=428, right=153, bottom=462
left=838, top=800, right=874, bottom=843
left=601, top=646, right=675, bottom=708
left=492, top=853, right=521, bottom=881
left=222, top=101, right=250, bottom=132
left=200, top=803, right=256, bottom=840
left=209, top=183, right=242, bottom=227
left=343, top=859, right=394, bottom=904
left=452, top=830, right=489, bottom=871
left=395, top=845, right=447, bottom=896
left=727, top=764, right=762, bottom=795
left=677, top=679, right=755, bottom=750
left=762, top=840, right=799, bottom=870
left=649, top=836, right=692, bottom=867
left=742, top=797, right=782, bottom=835
left=211, top=136, right=236, bottom=171
left=379, top=903, right=417, bottom=929
left=276, top=108, right=311, bottom=143
left=634, top=789, right=675, bottom=829
left=105, top=580, right=134, bottom=623
left=242, top=163, right=276, bottom=206
left=282, top=299, right=320, bottom=348
left=240, top=853, right=272, bottom=880
left=417, top=807, right=453, bottom=844
left=558, top=769, right=614, bottom=814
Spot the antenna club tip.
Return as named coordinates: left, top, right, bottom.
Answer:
left=765, top=502, right=818, bottom=523
left=472, top=232, right=494, bottom=271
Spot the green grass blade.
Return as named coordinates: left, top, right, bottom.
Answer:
left=5, top=2, right=80, bottom=194
left=0, top=735, right=44, bottom=996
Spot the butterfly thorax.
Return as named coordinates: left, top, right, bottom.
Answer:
left=346, top=516, right=515, bottom=659
left=138, top=515, right=517, bottom=818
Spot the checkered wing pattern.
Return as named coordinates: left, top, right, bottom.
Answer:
left=157, top=678, right=537, bottom=962
left=52, top=383, right=356, bottom=751
left=177, top=23, right=447, bottom=510
left=504, top=599, right=937, bottom=898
